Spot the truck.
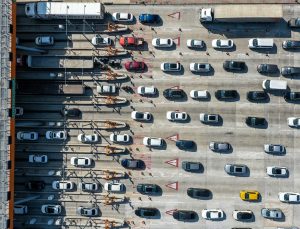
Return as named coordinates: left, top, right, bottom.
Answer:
left=262, top=80, right=287, bottom=91
left=25, top=2, right=105, bottom=20
left=200, top=5, right=283, bottom=23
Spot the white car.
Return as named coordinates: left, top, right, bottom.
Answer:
left=17, top=131, right=38, bottom=141
left=264, top=144, right=285, bottom=154
left=190, top=90, right=209, bottom=99
left=77, top=206, right=99, bottom=217
left=187, top=39, right=204, bottom=48
left=41, top=205, right=61, bottom=214
left=189, top=63, right=211, bottom=72
left=28, top=155, right=48, bottom=163
left=91, top=35, right=112, bottom=46
left=278, top=192, right=300, bottom=203
left=131, top=111, right=152, bottom=121
left=110, top=133, right=130, bottom=143
left=160, top=62, right=181, bottom=72
left=152, top=38, right=173, bottom=48
left=77, top=134, right=99, bottom=143
left=112, top=12, right=133, bottom=22
left=45, top=131, right=67, bottom=140
left=212, top=39, right=233, bottom=48
left=104, top=182, right=125, bottom=192
left=52, top=181, right=74, bottom=190
left=70, top=157, right=93, bottom=167
left=137, top=86, right=157, bottom=96
left=202, top=209, right=224, bottom=220
left=200, top=113, right=219, bottom=123
left=79, top=182, right=99, bottom=192
left=143, top=137, right=164, bottom=147
left=35, top=36, right=54, bottom=46
left=96, top=85, right=117, bottom=94
left=287, top=117, right=300, bottom=127
left=166, top=111, right=188, bottom=121
left=266, top=166, right=288, bottom=177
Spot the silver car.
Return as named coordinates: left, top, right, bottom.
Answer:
left=261, top=208, right=283, bottom=219
left=77, top=207, right=99, bottom=217
left=224, top=164, right=247, bottom=175
left=200, top=113, right=219, bottom=124
left=209, top=142, right=231, bottom=152
left=264, top=144, right=285, bottom=154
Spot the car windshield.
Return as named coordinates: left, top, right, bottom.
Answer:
left=273, top=168, right=281, bottom=174
left=296, top=18, right=300, bottom=25
left=208, top=116, right=216, bottom=121
left=235, top=167, right=242, bottom=172
left=96, top=37, right=104, bottom=44
left=156, top=39, right=160, bottom=45
left=145, top=187, right=153, bottom=192
left=47, top=207, right=54, bottom=213
left=136, top=112, right=144, bottom=119
left=216, top=40, right=221, bottom=46
left=170, top=63, right=178, bottom=69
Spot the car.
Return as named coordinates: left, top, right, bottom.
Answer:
left=121, top=159, right=144, bottom=169
left=215, top=90, right=238, bottom=100
left=45, top=131, right=67, bottom=140
left=261, top=208, right=283, bottom=219
left=143, top=137, right=164, bottom=147
left=28, top=155, right=48, bottom=163
left=202, top=209, right=224, bottom=220
left=41, top=205, right=61, bottom=214
left=199, top=113, right=219, bottom=124
left=60, top=108, right=81, bottom=118
left=110, top=133, right=130, bottom=143
left=131, top=111, right=152, bottom=121
left=245, top=116, right=266, bottom=127
left=257, top=64, right=278, bottom=74
left=187, top=39, right=204, bottom=48
left=247, top=91, right=269, bottom=102
left=119, top=37, right=144, bottom=47
left=287, top=117, right=300, bottom=127
left=189, top=90, right=209, bottom=99
left=91, top=35, right=112, bottom=46
left=25, top=181, right=45, bottom=191
left=79, top=182, right=99, bottom=192
left=282, top=40, right=300, bottom=49
left=52, top=181, right=74, bottom=190
left=35, top=36, right=54, bottom=46
left=288, top=18, right=300, bottom=28
left=104, top=182, right=125, bottom=192
left=17, top=131, right=38, bottom=141
left=77, top=134, right=99, bottom=143
left=112, top=12, right=133, bottom=22
left=223, top=60, right=246, bottom=71
left=135, top=208, right=159, bottom=218
left=124, top=61, right=145, bottom=72
left=161, top=62, right=181, bottom=72
left=173, top=210, right=197, bottom=221
left=278, top=192, right=300, bottom=203
left=281, top=66, right=300, bottom=76
left=137, top=183, right=160, bottom=195
left=77, top=207, right=99, bottom=217
left=175, top=140, right=195, bottom=150
left=15, top=107, right=24, bottom=116
left=187, top=188, right=211, bottom=199
left=209, top=142, right=231, bottom=152
left=232, top=210, right=254, bottom=221
left=96, top=85, right=117, bottom=94
left=266, top=166, right=288, bottom=177
left=224, top=164, right=247, bottom=176
left=152, top=38, right=173, bottom=48
left=240, top=190, right=260, bottom=201
left=139, top=13, right=159, bottom=23
left=212, top=39, right=233, bottom=48
left=70, top=157, right=92, bottom=167
left=137, top=86, right=157, bottom=96
left=264, top=144, right=285, bottom=154
left=182, top=161, right=202, bottom=172
left=284, top=92, right=300, bottom=102
left=166, top=111, right=188, bottom=121
left=163, top=88, right=185, bottom=100
left=189, top=63, right=211, bottom=73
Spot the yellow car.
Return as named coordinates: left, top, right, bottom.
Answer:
left=240, top=190, right=260, bottom=201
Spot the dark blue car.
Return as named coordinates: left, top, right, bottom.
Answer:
left=139, top=14, right=159, bottom=23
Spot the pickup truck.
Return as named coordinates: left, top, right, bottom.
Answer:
left=119, top=37, right=144, bottom=47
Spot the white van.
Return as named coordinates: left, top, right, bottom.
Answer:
left=14, top=205, right=28, bottom=215
left=262, top=80, right=287, bottom=90
left=248, top=38, right=274, bottom=49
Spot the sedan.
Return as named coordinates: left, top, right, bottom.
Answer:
left=137, top=183, right=160, bottom=195
left=29, top=155, right=48, bottom=163
left=247, top=91, right=269, bottom=102
left=45, top=130, right=67, bottom=140
left=284, top=92, right=300, bottom=102
left=223, top=60, right=246, bottom=71
left=166, top=111, right=188, bottom=121
left=163, top=88, right=185, bottom=100
left=264, top=144, right=285, bottom=154
left=189, top=63, right=211, bottom=73
left=91, top=35, right=112, bottom=46
left=187, top=39, right=204, bottom=48
left=224, top=164, right=247, bottom=176
left=261, top=208, right=283, bottom=219
left=182, top=161, right=202, bottom=172
left=209, top=142, right=231, bottom=152
left=104, top=182, right=125, bottom=192
left=202, top=209, right=224, bottom=220
left=232, top=210, right=254, bottom=221
left=152, top=38, right=173, bottom=48
left=35, top=36, right=54, bottom=46
left=287, top=117, right=300, bottom=127
left=41, top=205, right=61, bottom=215
left=189, top=90, right=209, bottom=99
left=175, top=140, right=195, bottom=150
left=143, top=137, right=164, bottom=147
left=282, top=40, right=300, bottom=49
left=70, top=157, right=92, bottom=167
left=131, top=111, right=152, bottom=121
left=139, top=14, right=159, bottom=23
left=245, top=116, right=266, bottom=127
left=77, top=207, right=99, bottom=217
left=17, top=131, right=38, bottom=141
left=60, top=108, right=81, bottom=118
left=288, top=18, right=300, bottom=28
left=257, top=64, right=278, bottom=74
left=266, top=166, right=288, bottom=177
left=173, top=210, right=197, bottom=221
left=77, top=134, right=99, bottom=143
left=279, top=192, right=300, bottom=203
left=112, top=12, right=133, bottom=22
left=121, top=158, right=144, bottom=169
left=135, top=208, right=159, bottom=218
left=125, top=61, right=145, bottom=72
left=281, top=66, right=300, bottom=76
left=240, top=190, right=260, bottom=201
left=137, top=86, right=157, bottom=96
left=187, top=188, right=211, bottom=199
left=79, top=182, right=99, bottom=192
left=215, top=90, right=238, bottom=100
left=199, top=113, right=219, bottom=124
left=110, top=133, right=130, bottom=143
left=52, top=181, right=74, bottom=190
left=161, top=62, right=181, bottom=72
left=212, top=39, right=233, bottom=48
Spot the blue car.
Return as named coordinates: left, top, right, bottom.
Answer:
left=139, top=14, right=159, bottom=23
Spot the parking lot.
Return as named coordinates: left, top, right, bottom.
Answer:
left=14, top=3, right=300, bottom=229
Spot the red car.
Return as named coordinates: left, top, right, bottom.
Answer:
left=119, top=37, right=144, bottom=47
left=125, top=61, right=146, bottom=72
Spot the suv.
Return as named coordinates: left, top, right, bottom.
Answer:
left=215, top=90, right=238, bottom=100
left=282, top=40, right=300, bottom=49
left=257, top=64, right=278, bottom=74
left=264, top=144, right=285, bottom=154
left=137, top=183, right=160, bottom=195
left=224, top=164, right=247, bottom=176
left=182, top=161, right=202, bottom=172
left=135, top=208, right=158, bottom=218
left=199, top=113, right=219, bottom=124
left=209, top=142, right=231, bottom=152
left=281, top=66, right=300, bottom=76
left=163, top=88, right=185, bottom=100
left=161, top=62, right=181, bottom=72
left=223, top=61, right=245, bottom=71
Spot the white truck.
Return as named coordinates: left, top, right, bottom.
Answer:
left=262, top=80, right=287, bottom=91
left=25, top=2, right=105, bottom=19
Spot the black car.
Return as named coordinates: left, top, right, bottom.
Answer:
left=135, top=207, right=158, bottom=218
left=247, top=91, right=269, bottom=102
left=187, top=188, right=211, bottom=199
left=282, top=40, right=300, bottom=49
left=173, top=210, right=197, bottom=221
left=223, top=60, right=246, bottom=71
left=257, top=64, right=278, bottom=74
left=215, top=90, right=238, bottom=100
left=175, top=140, right=195, bottom=150
left=284, top=92, right=300, bottom=102
left=281, top=66, right=300, bottom=76
left=163, top=88, right=185, bottom=100
left=121, top=159, right=144, bottom=169
left=288, top=18, right=300, bottom=28
left=182, top=161, right=202, bottom=172
left=245, top=117, right=266, bottom=127
left=60, top=108, right=81, bottom=118
left=136, top=183, right=160, bottom=195
left=25, top=181, right=45, bottom=191
left=234, top=211, right=254, bottom=221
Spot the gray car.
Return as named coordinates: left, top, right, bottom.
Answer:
left=209, top=142, right=231, bottom=152
left=281, top=66, right=300, bottom=76
left=261, top=208, right=283, bottom=219
left=77, top=207, right=99, bottom=217
left=182, top=161, right=202, bottom=172
left=224, top=164, right=247, bottom=175
left=200, top=113, right=219, bottom=124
